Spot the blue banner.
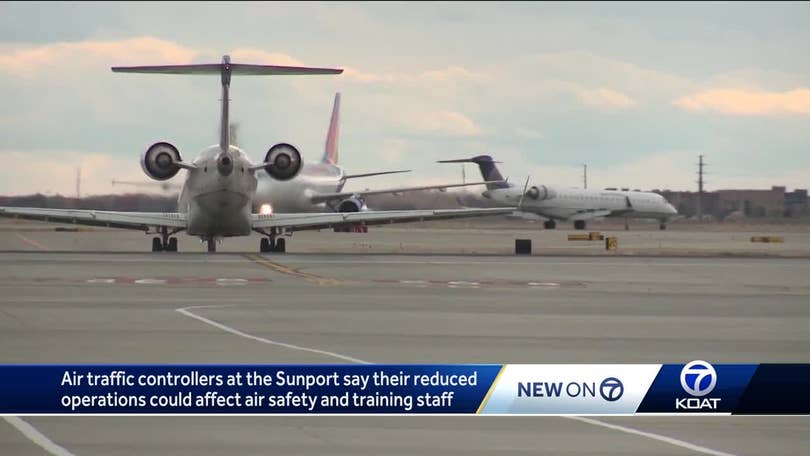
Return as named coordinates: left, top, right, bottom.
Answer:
left=0, top=364, right=501, bottom=414
left=637, top=363, right=757, bottom=413
left=0, top=363, right=808, bottom=415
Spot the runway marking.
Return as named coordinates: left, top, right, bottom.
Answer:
left=13, top=233, right=49, bottom=251
left=528, top=282, right=560, bottom=288
left=2, top=416, right=76, bottom=456
left=384, top=279, right=582, bottom=289
left=566, top=416, right=736, bottom=456
left=270, top=258, right=810, bottom=268
left=3, top=255, right=809, bottom=268
left=176, top=305, right=367, bottom=364
left=243, top=254, right=340, bottom=286
left=215, top=278, right=248, bottom=287
left=134, top=278, right=167, bottom=285
left=85, top=278, right=116, bottom=284
left=82, top=277, right=269, bottom=286
left=176, top=305, right=737, bottom=456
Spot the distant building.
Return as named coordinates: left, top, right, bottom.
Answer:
left=785, top=188, right=809, bottom=217
left=715, top=186, right=785, bottom=218
left=655, top=186, right=809, bottom=219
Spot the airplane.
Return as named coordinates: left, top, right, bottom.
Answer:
left=0, top=56, right=514, bottom=253
left=439, top=155, right=678, bottom=230
left=254, top=93, right=499, bottom=232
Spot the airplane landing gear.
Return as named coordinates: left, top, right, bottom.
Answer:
left=574, top=220, right=586, bottom=230
left=151, top=228, right=179, bottom=252
left=659, top=223, right=667, bottom=230
left=260, top=238, right=272, bottom=253
left=334, top=223, right=368, bottom=233
left=543, top=220, right=556, bottom=230
left=207, top=238, right=216, bottom=253
left=259, top=228, right=286, bottom=253
left=260, top=236, right=286, bottom=253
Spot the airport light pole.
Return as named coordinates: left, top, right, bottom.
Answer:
left=697, top=155, right=706, bottom=219
left=583, top=164, right=587, bottom=189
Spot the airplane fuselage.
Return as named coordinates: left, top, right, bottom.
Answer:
left=255, top=162, right=346, bottom=213
left=178, top=145, right=258, bottom=237
left=484, top=185, right=677, bottom=221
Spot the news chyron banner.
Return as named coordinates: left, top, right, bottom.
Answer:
left=0, top=362, right=807, bottom=415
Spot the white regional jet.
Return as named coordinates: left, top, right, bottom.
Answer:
left=254, top=93, right=498, bottom=231
left=440, top=155, right=678, bottom=230
left=0, top=56, right=514, bottom=252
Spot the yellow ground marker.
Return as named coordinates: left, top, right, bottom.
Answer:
left=243, top=254, right=340, bottom=286
left=750, top=236, right=784, bottom=243
left=14, top=233, right=49, bottom=251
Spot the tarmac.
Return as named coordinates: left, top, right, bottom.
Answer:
left=0, top=223, right=808, bottom=455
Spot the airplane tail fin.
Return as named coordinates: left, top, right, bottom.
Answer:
left=322, top=93, right=341, bottom=165
left=437, top=156, right=511, bottom=190
left=113, top=56, right=343, bottom=156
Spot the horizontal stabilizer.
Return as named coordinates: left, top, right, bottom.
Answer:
left=344, top=170, right=411, bottom=180
left=112, top=63, right=343, bottom=76
left=437, top=157, right=501, bottom=164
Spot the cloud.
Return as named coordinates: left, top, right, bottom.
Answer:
left=507, top=51, right=692, bottom=103
left=514, top=127, right=544, bottom=139
left=0, top=37, right=200, bottom=76
left=674, top=88, right=810, bottom=115
left=408, top=111, right=481, bottom=137
left=575, top=88, right=637, bottom=109
left=342, top=64, right=485, bottom=86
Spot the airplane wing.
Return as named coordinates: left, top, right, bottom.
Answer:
left=0, top=207, right=186, bottom=230
left=512, top=207, right=632, bottom=222
left=252, top=207, right=515, bottom=231
left=568, top=210, right=615, bottom=221
left=309, top=181, right=504, bottom=205
left=343, top=170, right=411, bottom=180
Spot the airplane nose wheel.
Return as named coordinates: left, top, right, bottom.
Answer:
left=207, top=238, right=216, bottom=252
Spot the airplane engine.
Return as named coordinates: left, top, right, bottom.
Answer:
left=525, top=185, right=556, bottom=200
left=263, top=143, right=302, bottom=181
left=337, top=198, right=366, bottom=213
left=141, top=142, right=182, bottom=181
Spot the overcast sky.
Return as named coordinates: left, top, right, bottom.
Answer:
left=1, top=1, right=808, bottom=196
